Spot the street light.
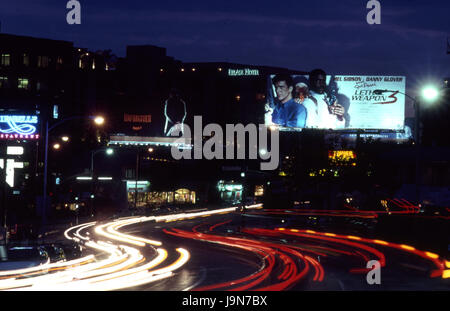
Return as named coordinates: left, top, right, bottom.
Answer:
left=52, top=143, right=61, bottom=150
left=91, top=148, right=115, bottom=176
left=416, top=85, right=440, bottom=205
left=421, top=86, right=439, bottom=103
left=94, top=116, right=105, bottom=125
left=374, top=86, right=441, bottom=205
left=42, top=115, right=104, bottom=228
left=90, top=147, right=114, bottom=217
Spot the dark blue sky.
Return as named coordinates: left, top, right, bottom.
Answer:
left=1, top=0, right=449, bottom=94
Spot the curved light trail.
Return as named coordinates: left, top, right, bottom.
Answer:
left=0, top=204, right=262, bottom=291
left=2, top=203, right=446, bottom=291
left=163, top=216, right=449, bottom=290
left=164, top=224, right=319, bottom=290
left=0, top=217, right=190, bottom=290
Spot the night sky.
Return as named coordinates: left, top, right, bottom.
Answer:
left=1, top=0, right=449, bottom=97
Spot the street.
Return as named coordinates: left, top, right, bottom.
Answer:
left=0, top=204, right=448, bottom=291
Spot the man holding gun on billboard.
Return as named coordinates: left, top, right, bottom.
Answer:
left=307, top=69, right=345, bottom=129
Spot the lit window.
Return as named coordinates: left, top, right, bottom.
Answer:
left=18, top=78, right=29, bottom=90
left=254, top=185, right=264, bottom=196
left=78, top=56, right=88, bottom=69
left=1, top=54, right=11, bottom=66
left=37, top=56, right=49, bottom=68
left=0, top=77, right=8, bottom=88
left=53, top=105, right=59, bottom=119
left=23, top=54, right=29, bottom=66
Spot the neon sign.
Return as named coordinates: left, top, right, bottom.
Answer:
left=0, top=115, right=39, bottom=139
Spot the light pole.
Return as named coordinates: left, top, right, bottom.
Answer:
left=42, top=115, right=104, bottom=228
left=414, top=95, right=422, bottom=206
left=90, top=148, right=114, bottom=177
left=374, top=87, right=440, bottom=205
left=134, top=147, right=139, bottom=215
left=415, top=85, right=441, bottom=205
left=90, top=147, right=114, bottom=217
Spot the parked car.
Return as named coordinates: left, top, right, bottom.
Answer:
left=42, top=244, right=66, bottom=262
left=3, top=246, right=49, bottom=269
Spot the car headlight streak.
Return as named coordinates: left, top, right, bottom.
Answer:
left=0, top=214, right=195, bottom=290
left=0, top=204, right=262, bottom=290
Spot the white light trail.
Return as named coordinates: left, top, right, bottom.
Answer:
left=0, top=204, right=254, bottom=290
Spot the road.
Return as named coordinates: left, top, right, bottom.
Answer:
left=0, top=204, right=448, bottom=291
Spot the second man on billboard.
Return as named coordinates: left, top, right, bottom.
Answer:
left=307, top=69, right=346, bottom=129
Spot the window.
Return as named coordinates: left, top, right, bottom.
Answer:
left=23, top=54, right=29, bottom=66
left=18, top=78, right=29, bottom=90
left=254, top=185, right=264, bottom=197
left=36, top=81, right=48, bottom=92
left=1, top=54, right=11, bottom=66
left=56, top=57, right=63, bottom=70
left=0, top=77, right=8, bottom=88
left=53, top=105, right=59, bottom=119
left=37, top=56, right=49, bottom=68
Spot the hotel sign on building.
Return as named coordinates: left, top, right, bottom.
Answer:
left=228, top=68, right=260, bottom=77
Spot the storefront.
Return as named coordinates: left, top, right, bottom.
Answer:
left=126, top=180, right=151, bottom=208
left=147, top=188, right=196, bottom=205
left=126, top=180, right=196, bottom=207
left=217, top=180, right=243, bottom=203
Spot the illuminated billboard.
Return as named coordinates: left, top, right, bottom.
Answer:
left=265, top=74, right=405, bottom=131
left=0, top=115, right=40, bottom=139
left=123, top=113, right=152, bottom=133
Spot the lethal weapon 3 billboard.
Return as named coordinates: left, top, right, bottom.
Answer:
left=265, top=74, right=405, bottom=131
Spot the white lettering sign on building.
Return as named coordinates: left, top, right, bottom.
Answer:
left=228, top=68, right=260, bottom=77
